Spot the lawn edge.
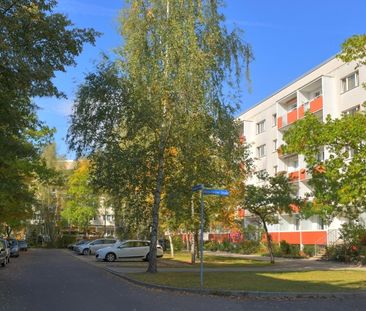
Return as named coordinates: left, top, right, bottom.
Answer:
left=104, top=267, right=366, bottom=300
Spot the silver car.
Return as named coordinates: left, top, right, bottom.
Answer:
left=74, top=238, right=117, bottom=255
left=96, top=240, right=163, bottom=262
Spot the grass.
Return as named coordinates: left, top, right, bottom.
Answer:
left=163, top=252, right=269, bottom=268
left=128, top=270, right=366, bottom=292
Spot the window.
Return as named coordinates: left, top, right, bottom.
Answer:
left=288, top=102, right=297, bottom=111
left=341, top=71, right=359, bottom=93
left=273, top=139, right=277, bottom=152
left=272, top=113, right=277, bottom=126
left=256, top=120, right=266, bottom=134
left=343, top=105, right=360, bottom=116
left=313, top=90, right=322, bottom=98
left=295, top=216, right=300, bottom=231
left=257, top=144, right=266, bottom=158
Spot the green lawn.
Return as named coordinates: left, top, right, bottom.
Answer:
left=163, top=252, right=268, bottom=268
left=128, top=270, right=366, bottom=292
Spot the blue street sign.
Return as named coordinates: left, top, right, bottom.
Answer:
left=203, top=189, right=229, bottom=196
left=192, top=184, right=203, bottom=192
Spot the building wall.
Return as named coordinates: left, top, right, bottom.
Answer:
left=238, top=56, right=366, bottom=246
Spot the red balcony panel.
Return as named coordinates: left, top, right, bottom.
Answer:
left=288, top=170, right=299, bottom=181
left=298, top=105, right=305, bottom=118
left=268, top=231, right=326, bottom=245
left=302, top=231, right=327, bottom=245
left=310, top=96, right=323, bottom=113
left=277, top=116, right=283, bottom=129
left=287, top=109, right=298, bottom=124
left=239, top=135, right=246, bottom=144
left=267, top=232, right=280, bottom=243
left=273, top=232, right=301, bottom=244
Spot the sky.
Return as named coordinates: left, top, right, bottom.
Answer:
left=35, top=0, right=366, bottom=158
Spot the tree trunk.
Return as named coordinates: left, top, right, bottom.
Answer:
left=262, top=220, right=275, bottom=264
left=186, top=232, right=190, bottom=251
left=5, top=226, right=12, bottom=238
left=147, top=134, right=166, bottom=273
left=168, top=233, right=174, bottom=258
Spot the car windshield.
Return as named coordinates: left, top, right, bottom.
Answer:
left=8, top=240, right=18, bottom=246
left=18, top=241, right=26, bottom=245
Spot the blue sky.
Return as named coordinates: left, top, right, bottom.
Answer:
left=36, top=0, right=366, bottom=158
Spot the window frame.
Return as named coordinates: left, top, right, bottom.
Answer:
left=257, top=144, right=266, bottom=158
left=256, top=120, right=266, bottom=135
left=341, top=71, right=359, bottom=93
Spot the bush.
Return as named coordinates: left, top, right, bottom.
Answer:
left=303, top=245, right=315, bottom=257
left=279, top=240, right=290, bottom=254
left=289, top=244, right=300, bottom=257
left=204, top=240, right=220, bottom=251
left=171, top=236, right=184, bottom=252
left=237, top=240, right=261, bottom=254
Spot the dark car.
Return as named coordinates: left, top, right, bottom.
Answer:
left=0, top=238, right=10, bottom=265
left=0, top=239, right=7, bottom=267
left=18, top=240, right=28, bottom=251
left=7, top=239, right=19, bottom=257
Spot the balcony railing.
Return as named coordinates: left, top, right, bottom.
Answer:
left=288, top=168, right=309, bottom=182
left=277, top=96, right=323, bottom=130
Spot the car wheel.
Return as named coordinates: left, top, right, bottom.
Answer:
left=1, top=262, right=5, bottom=267
left=82, top=248, right=89, bottom=255
left=105, top=253, right=116, bottom=262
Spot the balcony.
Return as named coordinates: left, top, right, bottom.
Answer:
left=288, top=170, right=299, bottom=182
left=277, top=96, right=323, bottom=130
left=288, top=168, right=309, bottom=182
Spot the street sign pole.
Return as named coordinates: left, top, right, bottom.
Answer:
left=200, top=184, right=204, bottom=289
left=191, top=184, right=228, bottom=290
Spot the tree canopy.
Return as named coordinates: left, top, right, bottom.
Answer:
left=68, top=0, right=253, bottom=273
left=0, top=0, right=97, bottom=229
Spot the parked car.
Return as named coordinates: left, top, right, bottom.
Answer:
left=74, top=238, right=117, bottom=255
left=0, top=238, right=10, bottom=264
left=0, top=239, right=7, bottom=267
left=95, top=240, right=163, bottom=262
left=18, top=240, right=28, bottom=251
left=67, top=239, right=87, bottom=250
left=7, top=239, right=19, bottom=257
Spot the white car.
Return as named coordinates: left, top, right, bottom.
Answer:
left=74, top=238, right=117, bottom=255
left=95, top=240, right=163, bottom=262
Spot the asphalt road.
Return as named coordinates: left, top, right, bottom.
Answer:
left=0, top=249, right=365, bottom=311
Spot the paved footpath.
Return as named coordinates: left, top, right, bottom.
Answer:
left=1, top=249, right=366, bottom=311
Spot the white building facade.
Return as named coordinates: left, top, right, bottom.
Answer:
left=238, top=56, right=366, bottom=246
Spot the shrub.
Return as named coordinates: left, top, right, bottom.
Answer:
left=279, top=240, right=290, bottom=254
left=237, top=240, right=261, bottom=254
left=289, top=244, right=300, bottom=257
left=204, top=241, right=220, bottom=251
left=303, top=245, right=315, bottom=257
left=171, top=236, right=184, bottom=252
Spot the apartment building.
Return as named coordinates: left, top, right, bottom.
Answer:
left=238, top=56, right=366, bottom=247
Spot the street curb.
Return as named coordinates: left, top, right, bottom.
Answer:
left=103, top=267, right=366, bottom=300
